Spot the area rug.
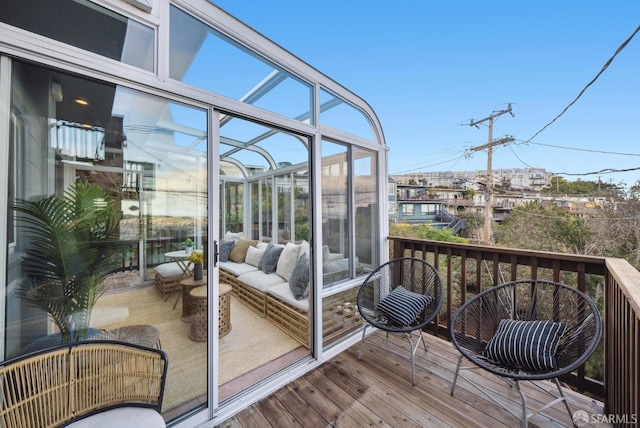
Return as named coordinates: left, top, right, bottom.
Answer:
left=91, top=285, right=301, bottom=411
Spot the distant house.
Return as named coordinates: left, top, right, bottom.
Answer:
left=394, top=184, right=467, bottom=235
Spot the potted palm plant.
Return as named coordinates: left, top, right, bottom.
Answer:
left=13, top=181, right=125, bottom=343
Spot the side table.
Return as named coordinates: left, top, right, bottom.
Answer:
left=175, top=278, right=207, bottom=322
left=189, top=283, right=232, bottom=341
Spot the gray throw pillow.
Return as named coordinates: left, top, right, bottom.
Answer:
left=261, top=245, right=284, bottom=274
left=289, top=253, right=310, bottom=300
left=219, top=240, right=235, bottom=262
left=258, top=242, right=274, bottom=270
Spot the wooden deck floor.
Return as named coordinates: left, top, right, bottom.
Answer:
left=217, top=331, right=608, bottom=428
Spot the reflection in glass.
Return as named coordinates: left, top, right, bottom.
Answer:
left=6, top=60, right=207, bottom=420
left=321, top=141, right=350, bottom=287
left=354, top=148, right=379, bottom=271
left=0, top=0, right=155, bottom=72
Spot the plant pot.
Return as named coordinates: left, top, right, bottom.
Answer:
left=193, top=263, right=203, bottom=281
left=185, top=246, right=193, bottom=256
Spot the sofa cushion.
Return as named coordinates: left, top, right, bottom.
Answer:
left=323, top=258, right=349, bottom=274
left=289, top=253, right=310, bottom=300
left=219, top=261, right=259, bottom=276
left=238, top=270, right=287, bottom=292
left=298, top=240, right=310, bottom=261
left=262, top=244, right=284, bottom=274
left=219, top=239, right=235, bottom=262
left=155, top=262, right=186, bottom=277
left=68, top=407, right=165, bottom=428
left=323, top=245, right=343, bottom=262
left=276, top=242, right=302, bottom=282
left=224, top=231, right=244, bottom=242
left=245, top=245, right=265, bottom=268
left=267, top=282, right=308, bottom=312
left=229, top=239, right=258, bottom=263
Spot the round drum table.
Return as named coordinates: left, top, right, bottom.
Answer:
left=177, top=278, right=207, bottom=322
left=189, top=283, right=232, bottom=341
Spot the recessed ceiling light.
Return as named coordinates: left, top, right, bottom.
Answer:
left=75, top=98, right=89, bottom=106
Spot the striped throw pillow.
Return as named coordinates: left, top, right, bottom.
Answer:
left=483, top=319, right=567, bottom=371
left=376, top=286, right=433, bottom=326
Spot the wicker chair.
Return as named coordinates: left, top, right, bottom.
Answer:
left=0, top=340, right=168, bottom=428
left=356, top=257, right=443, bottom=385
left=450, top=279, right=602, bottom=427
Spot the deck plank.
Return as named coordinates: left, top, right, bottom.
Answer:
left=290, top=375, right=366, bottom=428
left=220, top=331, right=609, bottom=428
left=303, top=369, right=391, bottom=427
left=353, top=335, right=512, bottom=427
left=255, top=394, right=303, bottom=427
left=273, top=383, right=332, bottom=427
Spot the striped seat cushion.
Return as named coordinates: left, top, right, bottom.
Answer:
left=483, top=319, right=567, bottom=371
left=376, top=286, right=433, bottom=326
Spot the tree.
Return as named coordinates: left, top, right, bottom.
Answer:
left=495, top=201, right=590, bottom=254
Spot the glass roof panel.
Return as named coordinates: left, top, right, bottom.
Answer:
left=170, top=5, right=313, bottom=124
left=220, top=115, right=308, bottom=174
left=320, top=88, right=375, bottom=141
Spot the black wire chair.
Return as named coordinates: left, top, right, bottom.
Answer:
left=450, top=279, right=602, bottom=427
left=356, top=257, right=443, bottom=385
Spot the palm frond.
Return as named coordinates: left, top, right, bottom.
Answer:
left=13, top=181, right=124, bottom=342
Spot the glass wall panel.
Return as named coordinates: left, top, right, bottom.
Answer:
left=5, top=60, right=207, bottom=420
left=277, top=175, right=292, bottom=242
left=170, top=5, right=313, bottom=123
left=321, top=141, right=350, bottom=286
left=354, top=147, right=379, bottom=272
left=217, top=114, right=311, bottom=401
left=223, top=181, right=244, bottom=233
left=0, top=0, right=155, bottom=72
left=261, top=178, right=273, bottom=241
left=294, top=171, right=310, bottom=243
left=320, top=88, right=375, bottom=141
left=250, top=181, right=260, bottom=240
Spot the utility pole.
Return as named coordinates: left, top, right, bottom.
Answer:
left=467, top=104, right=514, bottom=244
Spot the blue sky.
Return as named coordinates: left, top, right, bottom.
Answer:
left=214, top=1, right=640, bottom=189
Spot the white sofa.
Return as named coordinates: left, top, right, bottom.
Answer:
left=218, top=234, right=361, bottom=346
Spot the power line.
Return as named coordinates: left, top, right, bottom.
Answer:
left=525, top=24, right=640, bottom=143
left=559, top=166, right=640, bottom=176
left=519, top=140, right=640, bottom=157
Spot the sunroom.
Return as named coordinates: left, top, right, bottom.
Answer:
left=0, top=0, right=386, bottom=425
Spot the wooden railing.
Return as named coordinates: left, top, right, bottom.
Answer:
left=603, top=258, right=640, bottom=422
left=390, top=236, right=640, bottom=418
